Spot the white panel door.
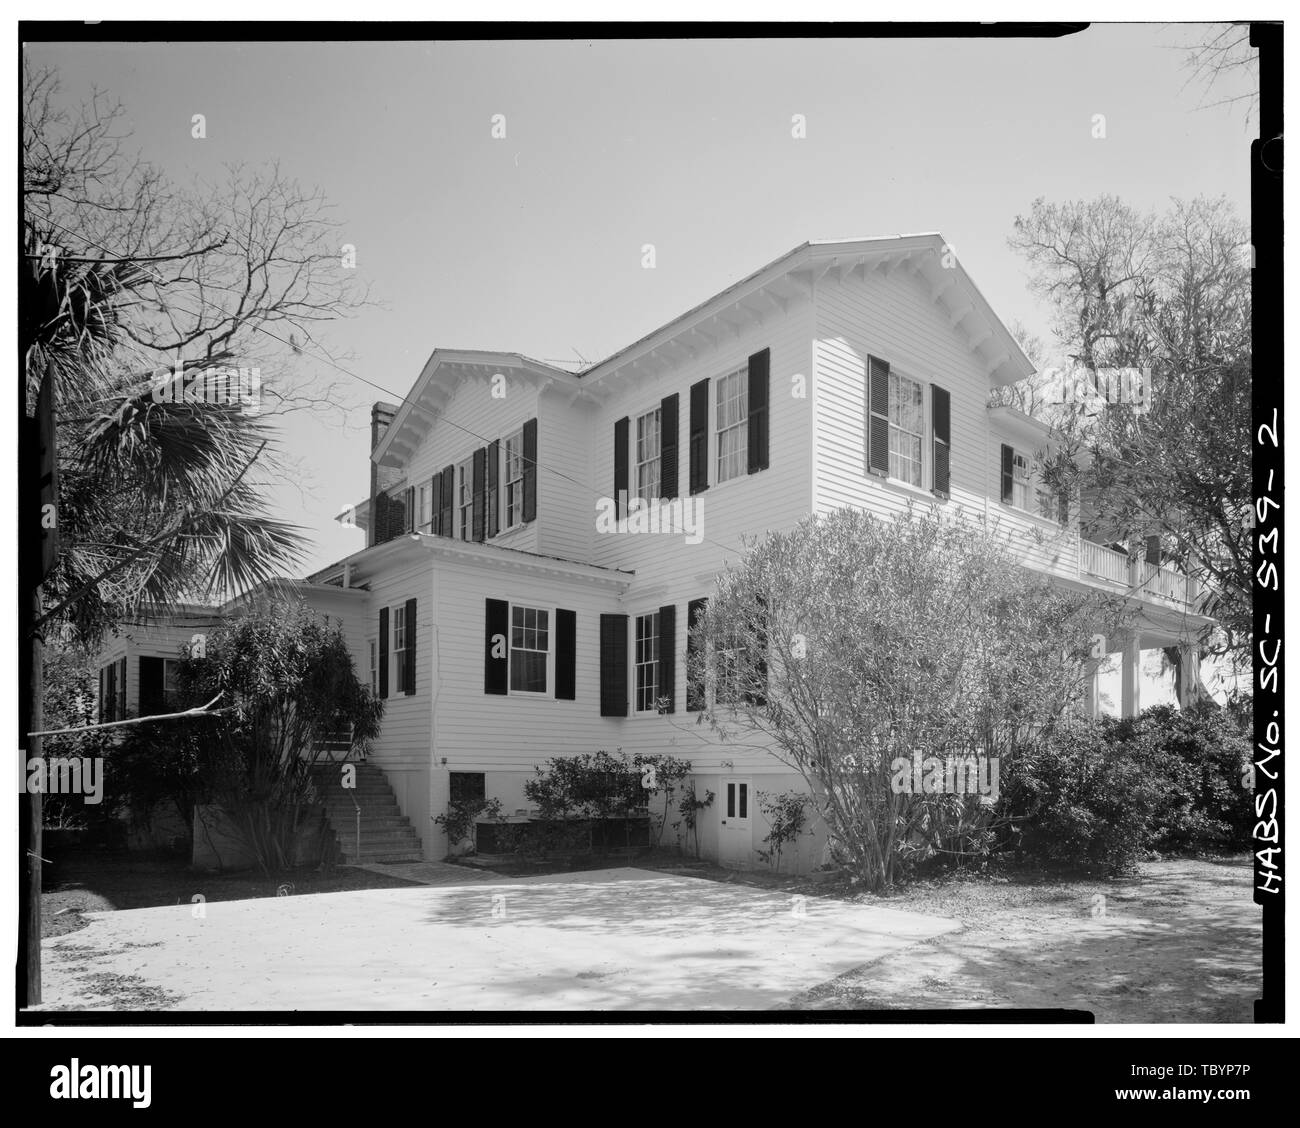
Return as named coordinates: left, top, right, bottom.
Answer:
left=718, top=777, right=753, bottom=868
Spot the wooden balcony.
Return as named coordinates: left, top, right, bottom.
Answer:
left=1077, top=537, right=1201, bottom=611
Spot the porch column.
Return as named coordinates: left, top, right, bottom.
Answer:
left=1177, top=645, right=1201, bottom=709
left=1120, top=632, right=1142, bottom=719
left=1083, top=658, right=1101, bottom=719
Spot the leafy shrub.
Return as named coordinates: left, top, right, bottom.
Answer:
left=1114, top=703, right=1252, bottom=849
left=756, top=790, right=810, bottom=872
left=1008, top=722, right=1162, bottom=873
left=1007, top=702, right=1253, bottom=871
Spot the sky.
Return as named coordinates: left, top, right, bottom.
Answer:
left=28, top=27, right=1254, bottom=585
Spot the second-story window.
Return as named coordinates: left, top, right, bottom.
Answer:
left=504, top=430, right=525, bottom=530
left=888, top=372, right=925, bottom=487
left=636, top=408, right=661, bottom=501
left=457, top=457, right=473, bottom=540
left=417, top=482, right=433, bottom=533
left=392, top=605, right=408, bottom=693
left=716, top=368, right=748, bottom=484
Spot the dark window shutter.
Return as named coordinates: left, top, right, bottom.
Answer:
left=613, top=417, right=629, bottom=519
left=118, top=658, right=127, bottom=719
left=686, top=597, right=708, bottom=712
left=522, top=417, right=538, bottom=523
left=932, top=384, right=951, bottom=496
left=1145, top=535, right=1162, bottom=565
left=744, top=595, right=769, bottom=708
left=486, top=439, right=500, bottom=538
left=485, top=599, right=508, bottom=695
left=867, top=356, right=890, bottom=476
left=378, top=607, right=390, bottom=699
left=657, top=604, right=676, bottom=713
left=747, top=348, right=770, bottom=474
left=1058, top=486, right=1070, bottom=526
left=405, top=486, right=415, bottom=534
left=430, top=471, right=443, bottom=535
left=659, top=394, right=679, bottom=499
left=404, top=597, right=417, bottom=695
left=140, top=656, right=164, bottom=715
left=98, top=666, right=106, bottom=724
left=555, top=608, right=576, bottom=700
left=689, top=378, right=710, bottom=495
left=599, top=613, right=629, bottom=717
left=439, top=464, right=454, bottom=536
left=1000, top=444, right=1014, bottom=504
left=471, top=446, right=487, bottom=542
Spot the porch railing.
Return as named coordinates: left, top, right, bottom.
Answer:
left=1079, top=539, right=1129, bottom=586
left=1076, top=536, right=1200, bottom=612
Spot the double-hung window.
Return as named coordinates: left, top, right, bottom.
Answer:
left=510, top=604, right=550, bottom=693
left=636, top=409, right=661, bottom=502
left=457, top=457, right=473, bottom=540
left=888, top=371, right=925, bottom=487
left=716, top=368, right=748, bottom=484
left=713, top=631, right=743, bottom=706
left=161, top=658, right=182, bottom=707
left=504, top=429, right=525, bottom=530
left=634, top=611, right=661, bottom=713
left=392, top=605, right=408, bottom=694
left=1011, top=451, right=1033, bottom=511
left=417, top=482, right=433, bottom=532
left=368, top=639, right=378, bottom=696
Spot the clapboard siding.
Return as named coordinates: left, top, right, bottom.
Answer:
left=363, top=555, right=435, bottom=767
left=812, top=266, right=1080, bottom=581
left=430, top=561, right=621, bottom=772
left=400, top=377, right=543, bottom=554
left=536, top=389, right=597, bottom=562
left=589, top=298, right=815, bottom=585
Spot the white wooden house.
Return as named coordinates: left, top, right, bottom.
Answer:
left=95, top=234, right=1214, bottom=872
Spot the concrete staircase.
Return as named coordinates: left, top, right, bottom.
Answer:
left=309, top=762, right=424, bottom=864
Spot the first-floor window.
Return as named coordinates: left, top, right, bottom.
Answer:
left=504, top=430, right=525, bottom=530
left=1011, top=451, right=1033, bottom=511
left=101, top=657, right=127, bottom=722
left=714, top=632, right=743, bottom=706
left=634, top=611, right=661, bottom=712
left=457, top=457, right=473, bottom=540
left=888, top=371, right=925, bottom=487
left=510, top=604, right=549, bottom=693
left=162, top=658, right=181, bottom=707
left=716, top=369, right=748, bottom=483
left=392, top=605, right=408, bottom=693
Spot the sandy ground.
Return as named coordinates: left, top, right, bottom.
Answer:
left=783, top=856, right=1261, bottom=1022
left=34, top=866, right=958, bottom=1012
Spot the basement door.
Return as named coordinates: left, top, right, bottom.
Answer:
left=718, top=777, right=753, bottom=868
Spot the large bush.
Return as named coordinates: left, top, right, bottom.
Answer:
left=1113, top=702, right=1252, bottom=850
left=1009, top=722, right=1163, bottom=872
left=690, top=506, right=1126, bottom=891
left=1008, top=702, right=1253, bottom=871
left=114, top=600, right=383, bottom=872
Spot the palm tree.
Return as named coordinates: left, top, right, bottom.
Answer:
left=23, top=245, right=305, bottom=646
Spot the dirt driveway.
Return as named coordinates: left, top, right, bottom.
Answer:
left=34, top=867, right=958, bottom=1012
left=784, top=856, right=1261, bottom=1022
